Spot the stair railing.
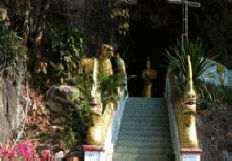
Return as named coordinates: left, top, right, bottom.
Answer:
left=226, top=69, right=232, bottom=88
left=111, top=77, right=128, bottom=144
left=104, top=77, right=128, bottom=161
left=165, top=73, right=202, bottom=161
left=164, top=74, right=181, bottom=161
left=83, top=78, right=128, bottom=161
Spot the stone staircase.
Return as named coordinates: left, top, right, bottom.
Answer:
left=113, top=97, right=173, bottom=161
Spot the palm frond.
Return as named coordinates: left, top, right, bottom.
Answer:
left=165, top=38, right=224, bottom=103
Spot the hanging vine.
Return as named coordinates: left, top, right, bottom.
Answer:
left=0, top=21, right=27, bottom=81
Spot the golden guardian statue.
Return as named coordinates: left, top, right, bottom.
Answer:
left=81, top=44, right=126, bottom=145
left=178, top=55, right=199, bottom=149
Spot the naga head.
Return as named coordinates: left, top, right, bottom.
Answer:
left=182, top=55, right=197, bottom=110
left=100, top=43, right=113, bottom=59
left=0, top=8, right=7, bottom=21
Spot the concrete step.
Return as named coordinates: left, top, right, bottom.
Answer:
left=118, top=132, right=170, bottom=138
left=123, top=109, right=168, bottom=116
left=119, top=126, right=170, bottom=132
left=125, top=105, right=167, bottom=110
left=122, top=116, right=168, bottom=122
left=124, top=108, right=168, bottom=116
left=114, top=146, right=171, bottom=154
left=118, top=136, right=171, bottom=142
left=112, top=153, right=171, bottom=161
left=119, top=125, right=170, bottom=132
left=126, top=99, right=165, bottom=103
left=115, top=144, right=171, bottom=151
left=126, top=100, right=166, bottom=104
left=123, top=111, right=168, bottom=117
left=126, top=100, right=165, bottom=104
left=126, top=97, right=165, bottom=102
left=121, top=121, right=169, bottom=128
left=117, top=140, right=171, bottom=147
left=118, top=129, right=170, bottom=137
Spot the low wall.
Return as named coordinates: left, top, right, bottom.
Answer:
left=164, top=74, right=181, bottom=161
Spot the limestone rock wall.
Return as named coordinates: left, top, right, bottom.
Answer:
left=0, top=79, right=23, bottom=145
left=0, top=78, right=78, bottom=151
left=22, top=85, right=79, bottom=153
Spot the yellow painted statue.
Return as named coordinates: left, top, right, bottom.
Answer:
left=81, top=44, right=126, bottom=145
left=179, top=55, right=199, bottom=149
left=142, top=57, right=157, bottom=97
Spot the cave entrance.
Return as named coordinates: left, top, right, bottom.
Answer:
left=126, top=20, right=171, bottom=97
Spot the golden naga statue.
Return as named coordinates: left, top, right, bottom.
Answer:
left=142, top=57, right=157, bottom=97
left=81, top=44, right=126, bottom=145
left=0, top=8, right=7, bottom=21
left=179, top=55, right=199, bottom=149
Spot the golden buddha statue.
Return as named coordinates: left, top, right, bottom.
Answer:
left=142, top=57, right=157, bottom=97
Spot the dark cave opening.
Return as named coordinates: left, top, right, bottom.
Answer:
left=124, top=1, right=183, bottom=97
left=126, top=20, right=174, bottom=97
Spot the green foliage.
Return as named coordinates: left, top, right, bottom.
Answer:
left=0, top=21, right=27, bottom=80
left=195, top=80, right=225, bottom=103
left=166, top=38, right=224, bottom=103
left=98, top=63, right=125, bottom=106
left=43, top=27, right=84, bottom=85
left=166, top=38, right=208, bottom=83
left=61, top=62, right=126, bottom=148
left=111, top=1, right=130, bottom=36
left=61, top=68, right=92, bottom=149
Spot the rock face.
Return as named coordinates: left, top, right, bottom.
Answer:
left=46, top=85, right=78, bottom=114
left=0, top=82, right=79, bottom=152
left=199, top=60, right=229, bottom=87
left=23, top=85, right=79, bottom=153
left=197, top=103, right=229, bottom=161
left=42, top=85, right=79, bottom=152
left=0, top=79, right=23, bottom=144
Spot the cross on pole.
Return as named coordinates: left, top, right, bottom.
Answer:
left=168, top=0, right=200, bottom=52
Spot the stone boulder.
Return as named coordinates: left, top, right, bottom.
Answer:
left=46, top=85, right=79, bottom=114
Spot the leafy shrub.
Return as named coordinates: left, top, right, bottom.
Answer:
left=43, top=27, right=84, bottom=85
left=0, top=21, right=27, bottom=80
left=166, top=38, right=225, bottom=103
left=61, top=68, right=92, bottom=149
left=98, top=63, right=126, bottom=108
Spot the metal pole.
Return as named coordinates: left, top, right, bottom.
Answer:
left=185, top=0, right=189, bottom=41
left=181, top=0, right=189, bottom=52
left=181, top=0, right=185, bottom=52
left=167, top=0, right=200, bottom=52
